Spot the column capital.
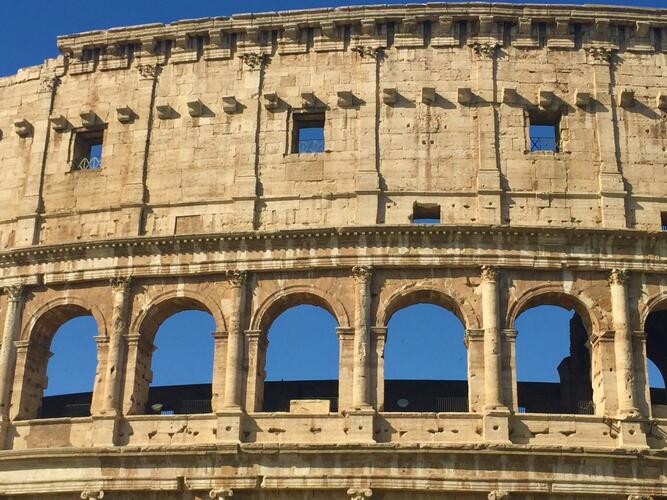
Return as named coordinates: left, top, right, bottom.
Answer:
left=212, top=330, right=228, bottom=341
left=502, top=328, right=518, bottom=340
left=464, top=329, right=484, bottom=345
left=488, top=492, right=511, bottom=500
left=225, top=269, right=248, bottom=287
left=209, top=489, right=233, bottom=499
left=352, top=265, right=374, bottom=283
left=336, top=326, right=355, bottom=339
left=370, top=326, right=387, bottom=339
left=3, top=284, right=24, bottom=303
left=480, top=265, right=497, bottom=283
left=609, top=268, right=628, bottom=286
left=109, top=276, right=132, bottom=294
left=348, top=488, right=373, bottom=500
left=80, top=491, right=104, bottom=500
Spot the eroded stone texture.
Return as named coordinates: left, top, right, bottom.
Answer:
left=0, top=2, right=666, bottom=499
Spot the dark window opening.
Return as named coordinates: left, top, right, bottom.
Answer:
left=615, top=25, right=628, bottom=50
left=572, top=23, right=583, bottom=50
left=502, top=21, right=513, bottom=47
left=423, top=20, right=432, bottom=47
left=293, top=113, right=325, bottom=153
left=305, top=27, right=315, bottom=51
left=653, top=28, right=663, bottom=52
left=188, top=35, right=206, bottom=59
left=412, top=203, right=441, bottom=224
left=72, top=130, right=104, bottom=170
left=535, top=22, right=548, bottom=48
left=342, top=24, right=352, bottom=50
left=529, top=110, right=560, bottom=152
left=156, top=39, right=173, bottom=59
left=457, top=20, right=468, bottom=47
left=661, top=212, right=667, bottom=231
left=385, top=22, right=395, bottom=48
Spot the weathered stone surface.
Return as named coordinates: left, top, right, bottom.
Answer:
left=0, top=2, right=665, bottom=498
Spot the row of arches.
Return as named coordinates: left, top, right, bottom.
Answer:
left=37, top=289, right=667, bottom=419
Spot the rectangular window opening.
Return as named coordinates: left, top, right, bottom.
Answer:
left=293, top=113, right=325, bottom=154
left=653, top=28, right=663, bottom=52
left=412, top=203, right=441, bottom=224
left=457, top=20, right=468, bottom=48
left=661, top=212, right=667, bottom=231
left=572, top=23, right=583, bottom=50
left=502, top=21, right=513, bottom=48
left=72, top=130, right=104, bottom=170
left=385, top=22, right=395, bottom=48
left=536, top=22, right=548, bottom=48
left=422, top=20, right=432, bottom=47
left=529, top=110, right=560, bottom=153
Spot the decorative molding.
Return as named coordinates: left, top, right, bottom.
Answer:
left=348, top=488, right=373, bottom=500
left=587, top=46, right=613, bottom=63
left=472, top=42, right=499, bottom=59
left=225, top=270, right=248, bottom=287
left=80, top=491, right=104, bottom=500
left=239, top=52, right=263, bottom=68
left=137, top=64, right=161, bottom=79
left=209, top=489, right=233, bottom=499
left=488, top=492, right=511, bottom=500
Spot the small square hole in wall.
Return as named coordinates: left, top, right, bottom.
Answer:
left=292, top=112, right=325, bottom=153
left=661, top=212, right=667, bottom=231
left=72, top=130, right=104, bottom=170
left=412, top=202, right=441, bottom=224
left=529, top=110, right=560, bottom=153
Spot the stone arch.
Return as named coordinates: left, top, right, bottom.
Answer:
left=14, top=296, right=104, bottom=420
left=506, top=285, right=602, bottom=336
left=132, top=288, right=226, bottom=341
left=376, top=285, right=479, bottom=330
left=640, top=292, right=667, bottom=331
left=22, top=295, right=107, bottom=345
left=251, top=284, right=350, bottom=333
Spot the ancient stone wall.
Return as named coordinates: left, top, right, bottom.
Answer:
left=0, top=3, right=666, bottom=499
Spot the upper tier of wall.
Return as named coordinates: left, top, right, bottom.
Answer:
left=0, top=2, right=666, bottom=249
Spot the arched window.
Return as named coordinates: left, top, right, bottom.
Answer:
left=262, top=304, right=339, bottom=412
left=515, top=304, right=593, bottom=414
left=146, top=310, right=215, bottom=415
left=645, top=308, right=667, bottom=408
left=384, top=303, right=467, bottom=412
left=41, top=315, right=98, bottom=418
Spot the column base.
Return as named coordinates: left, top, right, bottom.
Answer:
left=343, top=408, right=375, bottom=444
left=482, top=409, right=511, bottom=444
left=91, top=415, right=120, bottom=447
left=616, top=418, right=649, bottom=449
left=216, top=410, right=244, bottom=443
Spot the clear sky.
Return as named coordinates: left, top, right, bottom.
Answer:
left=1, top=0, right=665, bottom=77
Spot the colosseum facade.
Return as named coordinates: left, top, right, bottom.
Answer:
left=0, top=2, right=666, bottom=499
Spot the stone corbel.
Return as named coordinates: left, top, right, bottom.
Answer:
left=337, top=90, right=356, bottom=108
left=301, top=91, right=323, bottom=110
left=348, top=488, right=373, bottom=500
left=156, top=103, right=177, bottom=120
left=457, top=87, right=476, bottom=105
left=170, top=34, right=198, bottom=64
left=575, top=89, right=594, bottom=108
left=14, top=119, right=33, bottom=138
left=538, top=89, right=556, bottom=109
left=80, top=110, right=101, bottom=129
left=618, top=88, right=635, bottom=109
left=116, top=106, right=137, bottom=124
left=100, top=42, right=129, bottom=71
left=421, top=87, right=437, bottom=105
left=263, top=92, right=280, bottom=111
left=657, top=93, right=667, bottom=112
left=382, top=88, right=398, bottom=106
left=315, top=21, right=344, bottom=52
left=49, top=115, right=71, bottom=132
left=591, top=19, right=614, bottom=49
left=222, top=96, right=240, bottom=114
left=187, top=99, right=205, bottom=117
left=502, top=87, right=519, bottom=105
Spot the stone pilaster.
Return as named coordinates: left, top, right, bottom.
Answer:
left=337, top=326, right=355, bottom=411
left=0, top=285, right=24, bottom=448
left=352, top=266, right=373, bottom=409
left=370, top=326, right=386, bottom=411
left=608, top=269, right=639, bottom=417
left=210, top=330, right=228, bottom=412
left=464, top=328, right=485, bottom=413
left=222, top=270, right=248, bottom=410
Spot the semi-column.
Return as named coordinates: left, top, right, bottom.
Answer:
left=101, top=277, right=132, bottom=415
left=609, top=268, right=639, bottom=416
left=0, top=285, right=24, bottom=447
left=352, top=266, right=373, bottom=409
left=222, top=270, right=247, bottom=409
left=481, top=266, right=504, bottom=410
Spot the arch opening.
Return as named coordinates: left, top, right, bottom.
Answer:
left=383, top=301, right=467, bottom=413
left=515, top=304, right=594, bottom=415
left=24, top=304, right=98, bottom=419
left=645, top=308, right=667, bottom=410
left=261, top=304, right=339, bottom=412
left=135, top=296, right=217, bottom=416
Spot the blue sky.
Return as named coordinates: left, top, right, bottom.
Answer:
left=1, top=0, right=665, bottom=77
